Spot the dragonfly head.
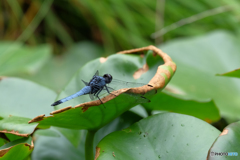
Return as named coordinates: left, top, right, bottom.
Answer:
left=103, top=74, right=112, bottom=84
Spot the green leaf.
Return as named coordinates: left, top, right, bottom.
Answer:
left=143, top=92, right=220, bottom=122
left=0, top=42, right=51, bottom=76
left=217, top=68, right=240, bottom=78
left=159, top=31, right=240, bottom=119
left=96, top=113, right=220, bottom=160
left=31, top=52, right=171, bottom=130
left=0, top=138, right=4, bottom=147
left=5, top=133, right=25, bottom=142
left=0, top=78, right=56, bottom=137
left=0, top=137, right=33, bottom=160
left=0, top=117, right=38, bottom=137
left=207, top=121, right=240, bottom=159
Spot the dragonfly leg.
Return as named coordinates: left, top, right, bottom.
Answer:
left=95, top=87, right=103, bottom=97
left=96, top=95, right=106, bottom=108
left=105, top=86, right=116, bottom=97
left=95, top=87, right=106, bottom=108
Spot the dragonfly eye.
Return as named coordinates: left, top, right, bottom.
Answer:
left=103, top=74, right=112, bottom=83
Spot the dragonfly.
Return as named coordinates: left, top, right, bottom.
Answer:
left=51, top=70, right=152, bottom=106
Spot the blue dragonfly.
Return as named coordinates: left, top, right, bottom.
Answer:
left=51, top=70, right=152, bottom=106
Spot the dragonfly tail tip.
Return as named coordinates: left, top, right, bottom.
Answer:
left=51, top=100, right=62, bottom=106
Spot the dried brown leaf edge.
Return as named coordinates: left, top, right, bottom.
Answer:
left=0, top=138, right=34, bottom=158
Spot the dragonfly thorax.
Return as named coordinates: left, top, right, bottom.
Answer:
left=103, top=74, right=112, bottom=84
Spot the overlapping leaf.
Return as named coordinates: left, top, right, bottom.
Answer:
left=0, top=117, right=38, bottom=137
left=0, top=137, right=33, bottom=160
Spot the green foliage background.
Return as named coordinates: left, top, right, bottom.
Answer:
left=0, top=0, right=240, bottom=160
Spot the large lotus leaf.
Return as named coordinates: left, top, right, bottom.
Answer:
left=143, top=92, right=220, bottom=122
left=0, top=137, right=33, bottom=160
left=0, top=78, right=56, bottom=137
left=217, top=68, right=240, bottom=78
left=29, top=46, right=176, bottom=130
left=31, top=111, right=143, bottom=160
left=207, top=121, right=240, bottom=159
left=96, top=113, right=220, bottom=160
left=0, top=42, right=51, bottom=76
left=20, top=41, right=102, bottom=91
left=158, top=31, right=240, bottom=119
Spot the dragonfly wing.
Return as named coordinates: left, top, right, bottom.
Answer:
left=124, top=92, right=150, bottom=103
left=89, top=94, right=94, bottom=100
left=110, top=79, right=148, bottom=90
left=97, top=89, right=109, bottom=99
left=94, top=70, right=99, bottom=76
left=103, top=86, right=115, bottom=92
left=82, top=80, right=89, bottom=86
left=104, top=86, right=150, bottom=103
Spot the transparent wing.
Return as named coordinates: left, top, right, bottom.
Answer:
left=109, top=79, right=149, bottom=91
left=90, top=86, right=149, bottom=104
left=94, top=70, right=99, bottom=76
left=89, top=94, right=94, bottom=100
left=108, top=79, right=151, bottom=103
left=82, top=80, right=89, bottom=86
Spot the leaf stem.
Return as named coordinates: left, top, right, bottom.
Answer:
left=85, top=130, right=97, bottom=160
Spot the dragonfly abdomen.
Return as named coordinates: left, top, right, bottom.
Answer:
left=51, top=86, right=91, bottom=106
